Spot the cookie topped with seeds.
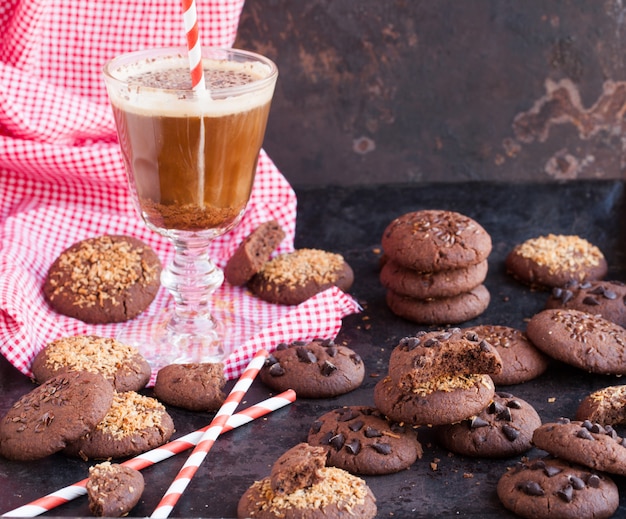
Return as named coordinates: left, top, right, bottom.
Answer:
left=31, top=335, right=151, bottom=392
left=526, top=309, right=626, bottom=375
left=381, top=210, right=492, bottom=272
left=43, top=234, right=162, bottom=324
left=546, top=280, right=626, bottom=328
left=259, top=339, right=365, bottom=398
left=308, top=406, right=423, bottom=475
left=497, top=457, right=619, bottom=519
left=0, top=371, right=114, bottom=461
left=532, top=418, right=626, bottom=476
left=505, top=234, right=607, bottom=289
left=575, top=384, right=626, bottom=425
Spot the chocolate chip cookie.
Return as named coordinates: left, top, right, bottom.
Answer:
left=308, top=406, right=423, bottom=475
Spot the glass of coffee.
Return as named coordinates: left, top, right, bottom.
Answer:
left=103, top=47, right=278, bottom=365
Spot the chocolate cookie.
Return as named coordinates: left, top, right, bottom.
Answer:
left=260, top=339, right=365, bottom=398
left=532, top=418, right=626, bottom=476
left=154, top=362, right=226, bottom=411
left=385, top=284, right=491, bottom=325
left=63, top=391, right=174, bottom=460
left=505, top=234, right=607, bottom=289
left=436, top=392, right=541, bottom=458
left=0, top=371, right=114, bottom=461
left=526, top=308, right=626, bottom=375
left=237, top=466, right=377, bottom=519
left=373, top=374, right=496, bottom=426
left=224, top=220, right=285, bottom=286
left=546, top=280, right=626, bottom=327
left=576, top=385, right=626, bottom=424
left=381, top=209, right=492, bottom=272
left=43, top=235, right=162, bottom=324
left=31, top=335, right=151, bottom=392
left=463, top=325, right=550, bottom=385
left=248, top=249, right=354, bottom=305
left=308, top=406, right=422, bottom=475
left=379, top=259, right=488, bottom=299
left=269, top=443, right=327, bottom=495
left=387, top=328, right=502, bottom=392
left=87, top=462, right=145, bottom=517
left=497, top=457, right=619, bottom=519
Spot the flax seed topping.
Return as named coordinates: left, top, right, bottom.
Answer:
left=550, top=310, right=626, bottom=346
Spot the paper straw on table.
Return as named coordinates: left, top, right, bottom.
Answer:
left=2, top=387, right=294, bottom=518
left=150, top=349, right=269, bottom=518
left=181, top=0, right=205, bottom=90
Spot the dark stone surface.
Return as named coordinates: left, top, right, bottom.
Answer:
left=236, top=1, right=626, bottom=187
left=1, top=180, right=625, bottom=517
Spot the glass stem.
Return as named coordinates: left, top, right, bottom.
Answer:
left=159, top=235, right=225, bottom=362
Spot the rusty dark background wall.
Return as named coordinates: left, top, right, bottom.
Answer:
left=235, top=0, right=626, bottom=187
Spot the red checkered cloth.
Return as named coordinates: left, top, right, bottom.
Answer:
left=0, top=0, right=361, bottom=384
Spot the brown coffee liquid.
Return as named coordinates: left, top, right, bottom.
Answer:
left=111, top=65, right=273, bottom=232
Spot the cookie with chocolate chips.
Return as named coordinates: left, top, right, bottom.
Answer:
left=436, top=392, right=541, bottom=458
left=373, top=374, right=496, bottom=427
left=532, top=418, right=626, bottom=476
left=526, top=308, right=626, bottom=375
left=0, top=371, right=114, bottom=461
left=463, top=325, right=549, bottom=385
left=247, top=248, right=354, bottom=305
left=43, top=235, right=162, bottom=324
left=63, top=391, right=174, bottom=460
left=87, top=462, right=144, bottom=517
left=381, top=209, right=492, bottom=272
left=576, top=384, right=626, bottom=425
left=307, top=406, right=423, bottom=475
left=505, top=233, right=607, bottom=289
left=31, top=335, right=151, bottom=392
left=546, top=280, right=626, bottom=327
left=497, top=457, right=619, bottom=519
left=260, top=340, right=365, bottom=398
left=387, top=328, right=502, bottom=392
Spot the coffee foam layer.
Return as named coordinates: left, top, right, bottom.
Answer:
left=106, top=56, right=275, bottom=117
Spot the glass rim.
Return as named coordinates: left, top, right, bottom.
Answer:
left=102, top=46, right=278, bottom=97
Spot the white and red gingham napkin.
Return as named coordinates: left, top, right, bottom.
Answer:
left=0, top=0, right=361, bottom=384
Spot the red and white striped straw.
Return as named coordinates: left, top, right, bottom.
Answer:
left=150, top=349, right=269, bottom=518
left=1, top=387, right=294, bottom=518
left=181, top=0, right=205, bottom=91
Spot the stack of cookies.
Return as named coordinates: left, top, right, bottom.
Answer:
left=380, top=209, right=491, bottom=324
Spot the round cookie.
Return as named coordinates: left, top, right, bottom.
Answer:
left=237, top=466, right=377, bottom=519
left=546, top=280, right=626, bottom=327
left=497, top=457, right=619, bottom=519
left=43, top=234, right=162, bottom=324
left=373, top=374, right=496, bottom=426
left=532, top=418, right=626, bottom=476
left=0, top=371, right=114, bottom=461
left=576, top=385, right=626, bottom=424
left=87, top=462, right=145, bottom=517
left=31, top=335, right=151, bottom=392
left=385, top=284, right=491, bottom=325
left=224, top=220, right=285, bottom=287
left=63, top=391, right=174, bottom=459
left=260, top=339, right=365, bottom=398
left=505, top=234, right=607, bottom=289
left=379, top=259, right=488, bottom=299
left=307, top=406, right=423, bottom=475
left=387, top=328, right=502, bottom=392
left=463, top=325, right=550, bottom=385
left=526, top=308, right=626, bottom=375
left=381, top=209, right=492, bottom=272
left=436, top=392, right=541, bottom=458
left=247, top=248, right=354, bottom=305
left=154, top=362, right=226, bottom=411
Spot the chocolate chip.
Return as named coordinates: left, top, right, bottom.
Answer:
left=423, top=338, right=439, bottom=348
left=576, top=428, right=595, bottom=440
left=502, top=424, right=519, bottom=441
left=603, top=289, right=617, bottom=300
left=320, top=431, right=334, bottom=445
left=329, top=433, right=345, bottom=450
left=336, top=408, right=357, bottom=421
left=349, top=353, right=362, bottom=365
left=569, top=475, right=585, bottom=490
left=497, top=407, right=512, bottom=422
left=470, top=416, right=489, bottom=429
left=364, top=426, right=382, bottom=438
left=582, top=296, right=600, bottom=306
left=587, top=474, right=601, bottom=488
left=296, top=347, right=317, bottom=363
left=519, top=481, right=544, bottom=496
left=310, top=420, right=323, bottom=434
left=345, top=439, right=361, bottom=455
left=348, top=420, right=364, bottom=432
left=326, top=344, right=338, bottom=357
left=556, top=484, right=573, bottom=503
left=543, top=465, right=562, bottom=477
left=400, top=337, right=421, bottom=351
left=320, top=360, right=337, bottom=376
left=371, top=443, right=392, bottom=455
left=268, top=363, right=285, bottom=377
left=506, top=400, right=522, bottom=409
